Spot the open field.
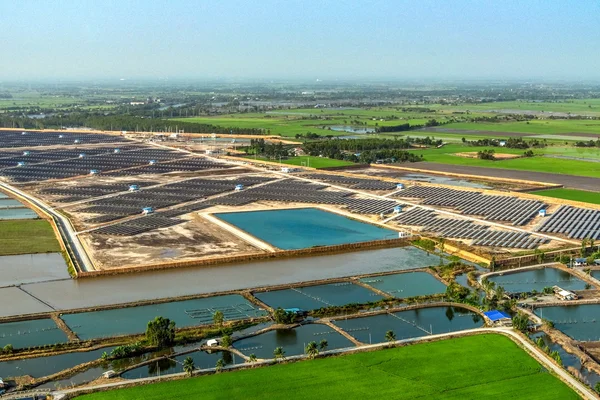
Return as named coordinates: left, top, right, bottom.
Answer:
left=75, top=334, right=579, bottom=400
left=532, top=188, right=600, bottom=205
left=433, top=120, right=600, bottom=136
left=410, top=144, right=600, bottom=179
left=0, top=219, right=61, bottom=256
left=432, top=99, right=600, bottom=116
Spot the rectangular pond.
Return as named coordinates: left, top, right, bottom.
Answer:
left=0, top=319, right=67, bottom=349
left=534, top=304, right=600, bottom=341
left=488, top=267, right=587, bottom=294
left=360, top=272, right=447, bottom=298
left=0, top=253, right=70, bottom=287
left=233, top=324, right=355, bottom=359
left=0, top=208, right=38, bottom=220
left=14, top=247, right=447, bottom=318
left=333, top=306, right=482, bottom=344
left=0, top=346, right=114, bottom=379
left=0, top=287, right=54, bottom=317
left=215, top=208, right=397, bottom=250
left=254, top=282, right=383, bottom=310
left=61, top=294, right=267, bottom=340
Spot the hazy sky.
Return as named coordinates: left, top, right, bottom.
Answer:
left=1, top=0, right=599, bottom=81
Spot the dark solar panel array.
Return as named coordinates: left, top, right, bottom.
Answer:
left=0, top=130, right=128, bottom=148
left=536, top=205, right=600, bottom=240
left=394, top=208, right=548, bottom=249
left=79, top=177, right=276, bottom=225
left=101, top=158, right=231, bottom=176
left=301, top=173, right=397, bottom=191
left=0, top=147, right=186, bottom=182
left=395, top=186, right=545, bottom=226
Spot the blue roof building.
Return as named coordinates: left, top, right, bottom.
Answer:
left=483, top=310, right=512, bottom=326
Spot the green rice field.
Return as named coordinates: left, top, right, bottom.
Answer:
left=75, top=334, right=579, bottom=400
left=0, top=219, right=61, bottom=256
left=532, top=188, right=600, bottom=205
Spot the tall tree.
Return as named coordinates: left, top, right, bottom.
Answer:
left=146, top=316, right=176, bottom=348
left=213, top=310, right=224, bottom=327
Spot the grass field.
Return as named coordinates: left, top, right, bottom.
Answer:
left=433, top=99, right=600, bottom=116
left=410, top=144, right=600, bottom=179
left=439, top=119, right=600, bottom=136
left=75, top=334, right=578, bottom=400
left=251, top=156, right=354, bottom=168
left=532, top=188, right=600, bottom=205
left=0, top=219, right=61, bottom=255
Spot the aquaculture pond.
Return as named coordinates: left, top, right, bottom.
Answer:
left=488, top=267, right=587, bottom=294
left=215, top=208, right=397, bottom=250
left=0, top=253, right=69, bottom=287
left=254, top=282, right=383, bottom=311
left=0, top=319, right=66, bottom=349
left=534, top=304, right=600, bottom=341
left=0, top=346, right=114, bottom=379
left=0, top=287, right=54, bottom=317
left=592, top=270, right=600, bottom=280
left=233, top=324, right=354, bottom=360
left=333, top=306, right=482, bottom=344
left=61, top=294, right=267, bottom=340
left=360, top=272, right=446, bottom=298
left=13, top=247, right=444, bottom=318
left=121, top=350, right=241, bottom=379
left=0, top=208, right=38, bottom=220
left=530, top=332, right=600, bottom=390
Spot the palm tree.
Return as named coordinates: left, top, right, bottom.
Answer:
left=495, top=285, right=506, bottom=301
left=385, top=330, right=396, bottom=344
left=247, top=353, right=257, bottom=363
left=305, top=341, right=319, bottom=359
left=215, top=358, right=225, bottom=373
left=319, top=339, right=328, bottom=351
left=273, top=346, right=285, bottom=362
left=183, top=356, right=195, bottom=377
left=581, top=238, right=588, bottom=257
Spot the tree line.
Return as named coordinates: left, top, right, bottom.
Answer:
left=0, top=114, right=268, bottom=135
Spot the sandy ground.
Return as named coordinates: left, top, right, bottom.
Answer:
left=455, top=152, right=522, bottom=160
left=81, top=211, right=260, bottom=269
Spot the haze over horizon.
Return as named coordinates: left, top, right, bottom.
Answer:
left=1, top=0, right=599, bottom=82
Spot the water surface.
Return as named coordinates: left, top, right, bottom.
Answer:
left=360, top=272, right=446, bottom=298
left=488, top=267, right=586, bottom=294
left=534, top=304, right=600, bottom=341
left=0, top=253, right=69, bottom=287
left=216, top=208, right=397, bottom=250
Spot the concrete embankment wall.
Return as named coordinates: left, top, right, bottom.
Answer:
left=79, top=238, right=410, bottom=278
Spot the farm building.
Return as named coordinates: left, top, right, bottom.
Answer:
left=483, top=310, right=512, bottom=327
left=553, top=286, right=578, bottom=301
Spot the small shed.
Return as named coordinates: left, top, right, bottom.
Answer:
left=79, top=153, right=86, bottom=158
left=74, top=139, right=81, bottom=144
left=102, top=370, right=116, bottom=379
left=393, top=205, right=403, bottom=214
left=148, top=160, right=156, bottom=165
left=58, top=134, right=64, bottom=138
left=142, top=207, right=154, bottom=215
left=281, top=167, right=291, bottom=173
left=483, top=310, right=512, bottom=327
left=128, top=184, right=140, bottom=192
left=574, top=258, right=587, bottom=267
left=89, top=169, right=99, bottom=175
left=22, top=151, right=30, bottom=156
left=206, top=339, right=219, bottom=347
left=234, top=184, right=244, bottom=191
left=114, top=148, right=121, bottom=153
left=21, top=131, right=27, bottom=135
left=396, top=183, right=405, bottom=190
left=17, top=161, right=26, bottom=167
left=538, top=209, right=547, bottom=217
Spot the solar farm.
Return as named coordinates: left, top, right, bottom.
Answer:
left=0, top=129, right=594, bottom=272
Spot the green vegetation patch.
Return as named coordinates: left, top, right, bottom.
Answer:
left=0, top=219, right=61, bottom=256
left=250, top=155, right=354, bottom=168
left=532, top=188, right=600, bottom=205
left=76, top=334, right=578, bottom=400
